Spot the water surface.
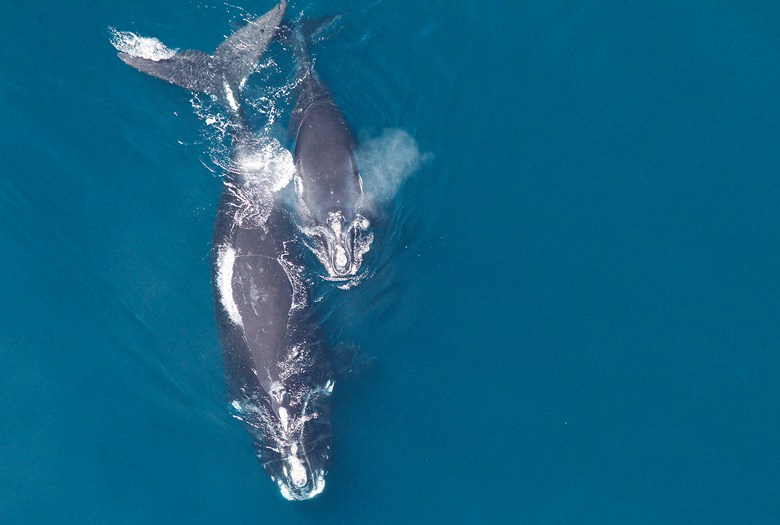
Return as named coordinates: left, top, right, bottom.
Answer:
left=1, top=1, right=779, bottom=523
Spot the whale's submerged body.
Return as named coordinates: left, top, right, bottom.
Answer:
left=116, top=0, right=336, bottom=500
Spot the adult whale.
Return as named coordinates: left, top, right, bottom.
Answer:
left=211, top=143, right=334, bottom=501
left=287, top=17, right=370, bottom=278
left=117, top=0, right=335, bottom=500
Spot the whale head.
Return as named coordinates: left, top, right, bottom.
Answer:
left=241, top=379, right=334, bottom=500
left=296, top=195, right=370, bottom=279
left=318, top=210, right=366, bottom=277
left=264, top=436, right=328, bottom=500
left=293, top=153, right=370, bottom=278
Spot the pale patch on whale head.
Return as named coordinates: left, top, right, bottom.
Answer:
left=273, top=432, right=327, bottom=500
left=273, top=381, right=335, bottom=500
left=294, top=202, right=371, bottom=281
left=108, top=27, right=178, bottom=60
left=327, top=212, right=350, bottom=273
left=277, top=464, right=325, bottom=500
left=287, top=444, right=309, bottom=488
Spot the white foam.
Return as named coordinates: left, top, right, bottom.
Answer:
left=277, top=244, right=308, bottom=317
left=108, top=27, right=178, bottom=60
left=234, top=137, right=295, bottom=194
left=221, top=136, right=296, bottom=229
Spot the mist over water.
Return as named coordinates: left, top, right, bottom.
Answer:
left=357, top=128, right=433, bottom=205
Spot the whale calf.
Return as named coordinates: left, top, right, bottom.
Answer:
left=117, top=0, right=336, bottom=500
left=287, top=18, right=370, bottom=278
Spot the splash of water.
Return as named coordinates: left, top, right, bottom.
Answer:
left=108, top=27, right=178, bottom=60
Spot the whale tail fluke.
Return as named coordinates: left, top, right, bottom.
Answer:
left=213, top=0, right=288, bottom=87
left=117, top=0, right=287, bottom=103
left=118, top=50, right=220, bottom=93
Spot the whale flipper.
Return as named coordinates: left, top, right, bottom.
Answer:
left=118, top=50, right=219, bottom=93
left=302, top=13, right=345, bottom=46
left=274, top=13, right=345, bottom=48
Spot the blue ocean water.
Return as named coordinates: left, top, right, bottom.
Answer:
left=2, top=0, right=780, bottom=523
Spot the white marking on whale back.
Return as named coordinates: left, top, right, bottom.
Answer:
left=216, top=245, right=243, bottom=327
left=108, top=27, right=178, bottom=60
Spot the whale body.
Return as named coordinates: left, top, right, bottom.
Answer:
left=117, top=0, right=336, bottom=500
left=212, top=130, right=334, bottom=500
left=288, top=18, right=370, bottom=278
